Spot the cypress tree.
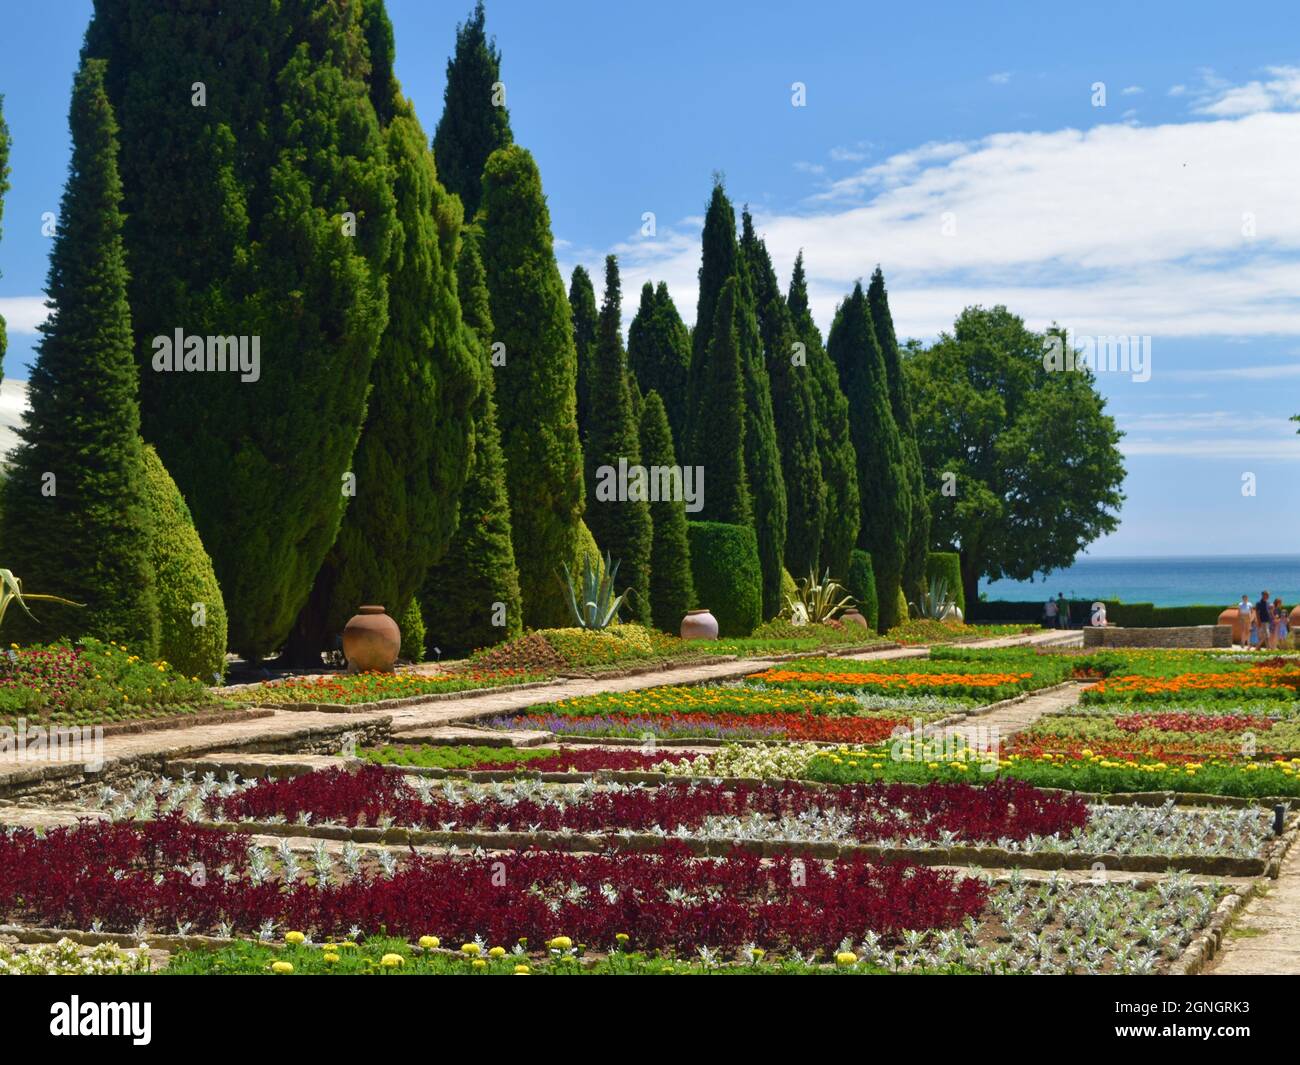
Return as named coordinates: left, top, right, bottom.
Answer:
left=827, top=282, right=909, bottom=631
left=685, top=178, right=739, bottom=458
left=0, top=60, right=158, bottom=655
left=84, top=0, right=399, bottom=660
left=789, top=252, right=859, bottom=577
left=479, top=144, right=584, bottom=628
left=639, top=390, right=694, bottom=632
left=740, top=211, right=824, bottom=576
left=283, top=4, right=482, bottom=662
left=432, top=1, right=513, bottom=221
left=735, top=255, right=788, bottom=620
left=584, top=256, right=652, bottom=623
left=568, top=265, right=598, bottom=444
left=0, top=94, right=8, bottom=378
left=628, top=281, right=691, bottom=447
left=691, top=276, right=751, bottom=525
left=422, top=239, right=523, bottom=655
left=869, top=266, right=930, bottom=601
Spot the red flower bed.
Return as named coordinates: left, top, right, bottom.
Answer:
left=210, top=765, right=1087, bottom=843
left=0, top=818, right=987, bottom=949
left=1113, top=713, right=1273, bottom=734
left=467, top=749, right=668, bottom=773
left=1007, top=738, right=1227, bottom=762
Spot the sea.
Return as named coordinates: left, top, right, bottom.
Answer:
left=978, top=555, right=1300, bottom=608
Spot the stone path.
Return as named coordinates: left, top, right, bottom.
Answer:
left=0, top=629, right=1073, bottom=789
left=1207, top=837, right=1300, bottom=975
left=935, top=682, right=1086, bottom=746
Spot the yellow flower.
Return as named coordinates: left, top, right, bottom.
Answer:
left=284, top=931, right=305, bottom=945
left=418, top=935, right=440, bottom=950
left=488, top=946, right=506, bottom=958
left=547, top=936, right=573, bottom=951
left=461, top=943, right=481, bottom=956
left=271, top=961, right=294, bottom=974
left=380, top=953, right=404, bottom=968
left=338, top=941, right=358, bottom=950
left=835, top=951, right=858, bottom=967
left=514, top=964, right=530, bottom=974
left=322, top=952, right=340, bottom=964
left=472, top=958, right=487, bottom=969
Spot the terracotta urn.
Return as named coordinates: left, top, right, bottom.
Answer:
left=680, top=608, right=719, bottom=641
left=841, top=609, right=869, bottom=629
left=1290, top=604, right=1300, bottom=630
left=1218, top=606, right=1248, bottom=645
left=342, top=605, right=401, bottom=673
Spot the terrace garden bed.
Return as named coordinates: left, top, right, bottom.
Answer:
left=223, top=667, right=547, bottom=709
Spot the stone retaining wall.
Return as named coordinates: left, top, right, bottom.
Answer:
left=1082, top=624, right=1231, bottom=648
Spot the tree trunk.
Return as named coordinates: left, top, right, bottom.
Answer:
left=959, top=552, right=981, bottom=622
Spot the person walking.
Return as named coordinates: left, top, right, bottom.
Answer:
left=1238, top=594, right=1254, bottom=648
left=1056, top=593, right=1069, bottom=629
left=1043, top=596, right=1059, bottom=629
left=1256, top=590, right=1275, bottom=650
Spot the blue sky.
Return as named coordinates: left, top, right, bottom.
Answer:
left=1, top=0, right=1298, bottom=558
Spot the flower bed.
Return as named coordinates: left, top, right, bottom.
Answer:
left=359, top=744, right=668, bottom=774
left=544, top=684, right=864, bottom=718
left=226, top=667, right=545, bottom=706
left=745, top=666, right=1043, bottom=702
left=1081, top=667, right=1300, bottom=704
left=0, top=818, right=988, bottom=952
left=1008, top=713, right=1300, bottom=757
left=0, top=637, right=223, bottom=729
left=199, top=765, right=1088, bottom=844
left=883, top=620, right=1034, bottom=645
left=495, top=711, right=909, bottom=743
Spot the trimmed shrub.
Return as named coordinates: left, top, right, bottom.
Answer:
left=398, top=598, right=425, bottom=662
left=780, top=567, right=797, bottom=607
left=639, top=390, right=694, bottom=632
left=925, top=552, right=965, bottom=614
left=897, top=588, right=909, bottom=628
left=845, top=550, right=878, bottom=631
left=141, top=445, right=227, bottom=681
left=687, top=522, right=762, bottom=637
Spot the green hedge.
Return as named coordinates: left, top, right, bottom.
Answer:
left=845, top=550, right=878, bottom=630
left=925, top=552, right=964, bottom=614
left=976, top=597, right=1226, bottom=627
left=687, top=522, right=762, bottom=637
left=398, top=598, right=425, bottom=662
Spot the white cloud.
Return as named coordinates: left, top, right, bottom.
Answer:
left=988, top=71, right=1012, bottom=85
left=0, top=378, right=28, bottom=463
left=1168, top=84, right=1187, bottom=97
left=583, top=110, right=1300, bottom=343
left=1122, top=85, right=1144, bottom=95
left=1192, top=65, right=1300, bottom=116
left=793, top=160, right=825, bottom=175
left=0, top=297, right=49, bottom=335
left=829, top=143, right=869, bottom=163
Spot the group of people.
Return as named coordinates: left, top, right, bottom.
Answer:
left=1237, top=591, right=1291, bottom=649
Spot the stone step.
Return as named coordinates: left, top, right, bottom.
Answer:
left=166, top=751, right=347, bottom=781
left=388, top=725, right=553, bottom=747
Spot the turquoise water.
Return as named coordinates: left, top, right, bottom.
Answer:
left=979, top=555, right=1300, bottom=607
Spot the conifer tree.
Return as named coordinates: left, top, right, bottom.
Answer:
left=788, top=253, right=859, bottom=576
left=869, top=266, right=930, bottom=600
left=479, top=144, right=585, bottom=627
left=639, top=390, right=694, bottom=632
left=0, top=94, right=9, bottom=378
left=284, top=3, right=482, bottom=661
left=568, top=265, right=598, bottom=443
left=741, top=211, right=824, bottom=576
left=422, top=239, right=522, bottom=655
left=827, top=282, right=909, bottom=631
left=84, top=0, right=399, bottom=659
left=628, top=281, right=690, bottom=446
left=685, top=178, right=740, bottom=457
left=584, top=256, right=652, bottom=623
left=0, top=60, right=158, bottom=655
left=692, top=276, right=751, bottom=525
left=432, top=1, right=513, bottom=221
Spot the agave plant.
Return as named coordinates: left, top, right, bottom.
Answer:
left=559, top=552, right=627, bottom=630
left=0, top=568, right=83, bottom=633
left=909, top=576, right=961, bottom=622
left=784, top=567, right=855, bottom=625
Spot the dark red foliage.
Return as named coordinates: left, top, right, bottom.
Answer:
left=0, top=819, right=987, bottom=950
left=469, top=749, right=669, bottom=773
left=210, top=765, right=1087, bottom=843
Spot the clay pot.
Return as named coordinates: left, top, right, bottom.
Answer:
left=680, top=609, right=719, bottom=641
left=1218, top=606, right=1249, bottom=645
left=841, top=609, right=869, bottom=629
left=342, top=605, right=401, bottom=673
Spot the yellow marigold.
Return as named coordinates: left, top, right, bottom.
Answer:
left=380, top=953, right=404, bottom=968
left=271, top=961, right=294, bottom=974
left=418, top=935, right=440, bottom=950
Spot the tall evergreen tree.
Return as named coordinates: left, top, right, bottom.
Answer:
left=283, top=2, right=482, bottom=662
left=639, top=390, right=694, bottom=632
left=479, top=144, right=585, bottom=628
left=691, top=276, right=751, bottom=525
left=422, top=239, right=522, bottom=655
left=568, top=265, right=598, bottom=444
left=685, top=178, right=740, bottom=457
left=741, top=210, right=824, bottom=576
left=432, top=1, right=513, bottom=221
left=627, top=281, right=691, bottom=447
left=827, top=282, right=909, bottom=631
left=788, top=253, right=859, bottom=576
left=0, top=60, right=158, bottom=655
left=584, top=256, right=652, bottom=623
left=0, top=94, right=9, bottom=379
left=868, top=266, right=930, bottom=601
left=84, top=0, right=399, bottom=659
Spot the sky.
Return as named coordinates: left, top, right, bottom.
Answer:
left=0, top=0, right=1298, bottom=558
